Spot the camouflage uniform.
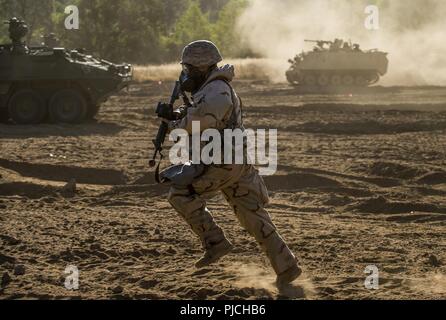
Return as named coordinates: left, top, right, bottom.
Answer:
left=161, top=41, right=300, bottom=283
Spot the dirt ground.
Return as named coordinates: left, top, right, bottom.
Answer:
left=1, top=80, right=446, bottom=300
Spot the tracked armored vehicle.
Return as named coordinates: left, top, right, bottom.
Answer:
left=286, top=39, right=388, bottom=87
left=0, top=18, right=132, bottom=124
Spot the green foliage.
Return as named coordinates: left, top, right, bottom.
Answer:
left=53, top=0, right=166, bottom=63
left=199, top=0, right=230, bottom=22
left=212, top=0, right=249, bottom=57
left=0, top=0, right=249, bottom=63
left=162, top=0, right=213, bottom=61
left=0, top=0, right=56, bottom=44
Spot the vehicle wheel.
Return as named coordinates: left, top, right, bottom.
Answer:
left=0, top=107, right=9, bottom=123
left=304, top=75, right=317, bottom=86
left=86, top=104, right=101, bottom=120
left=355, top=75, right=368, bottom=87
left=8, top=89, right=47, bottom=124
left=342, top=75, right=355, bottom=86
left=49, top=89, right=87, bottom=124
left=286, top=71, right=297, bottom=85
left=317, top=74, right=330, bottom=86
left=331, top=75, right=342, bottom=86
left=368, top=73, right=380, bottom=85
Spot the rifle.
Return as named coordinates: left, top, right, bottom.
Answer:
left=149, top=81, right=191, bottom=182
left=304, top=39, right=332, bottom=48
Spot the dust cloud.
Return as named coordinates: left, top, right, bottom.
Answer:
left=237, top=0, right=446, bottom=85
left=226, top=263, right=315, bottom=299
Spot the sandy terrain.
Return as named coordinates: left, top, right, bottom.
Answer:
left=1, top=81, right=445, bottom=300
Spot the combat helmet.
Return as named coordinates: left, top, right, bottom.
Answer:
left=181, top=40, right=223, bottom=68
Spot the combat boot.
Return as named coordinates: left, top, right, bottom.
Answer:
left=276, top=263, right=302, bottom=287
left=195, top=238, right=233, bottom=268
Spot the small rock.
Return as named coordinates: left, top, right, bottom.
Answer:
left=1, top=272, right=11, bottom=287
left=428, top=254, right=441, bottom=267
left=154, top=228, right=160, bottom=235
left=90, top=243, right=101, bottom=251
left=139, top=279, right=159, bottom=289
left=166, top=246, right=176, bottom=254
left=13, top=264, right=26, bottom=276
left=62, top=179, right=77, bottom=194
left=321, top=287, right=336, bottom=295
left=196, top=288, right=216, bottom=299
left=111, top=286, right=123, bottom=294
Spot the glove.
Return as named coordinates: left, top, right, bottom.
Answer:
left=173, top=105, right=188, bottom=120
left=156, top=103, right=175, bottom=121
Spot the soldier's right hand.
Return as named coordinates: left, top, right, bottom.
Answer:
left=156, top=103, right=175, bottom=121
left=174, top=105, right=188, bottom=120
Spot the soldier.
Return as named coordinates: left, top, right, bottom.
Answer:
left=6, top=17, right=29, bottom=54
left=330, top=38, right=343, bottom=51
left=159, top=40, right=302, bottom=286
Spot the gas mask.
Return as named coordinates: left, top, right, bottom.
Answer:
left=179, top=64, right=207, bottom=93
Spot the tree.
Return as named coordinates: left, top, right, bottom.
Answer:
left=0, top=0, right=251, bottom=63
left=199, top=0, right=229, bottom=22
left=55, top=0, right=167, bottom=63
left=0, top=0, right=55, bottom=44
left=163, top=0, right=213, bottom=61
left=212, top=0, right=249, bottom=57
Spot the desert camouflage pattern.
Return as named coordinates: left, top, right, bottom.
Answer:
left=165, top=65, right=298, bottom=275
left=169, top=64, right=242, bottom=133
left=181, top=40, right=223, bottom=68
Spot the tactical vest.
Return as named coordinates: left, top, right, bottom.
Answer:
left=198, top=78, right=248, bottom=166
left=199, top=77, right=244, bottom=131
